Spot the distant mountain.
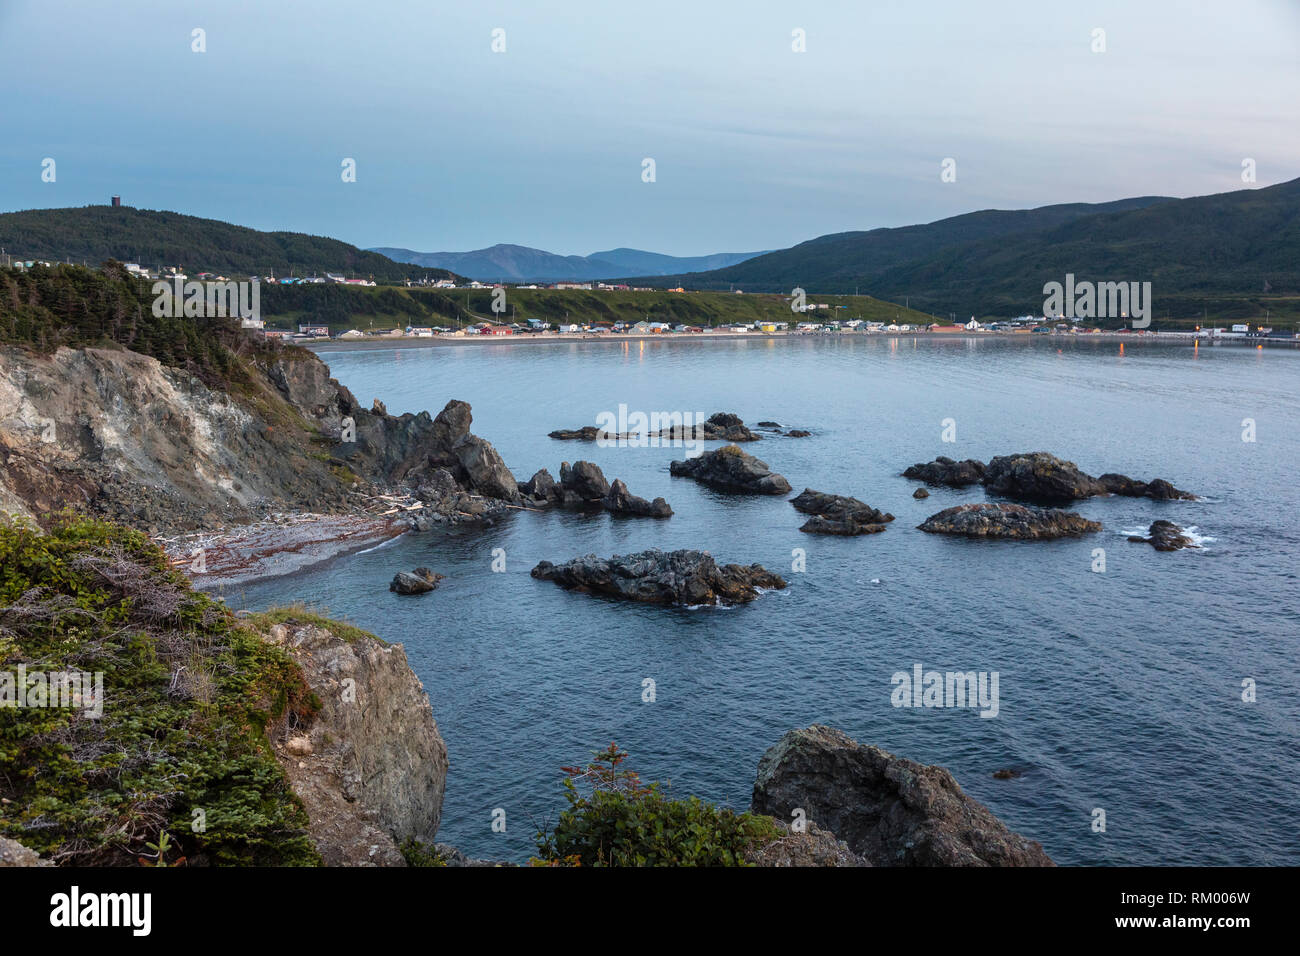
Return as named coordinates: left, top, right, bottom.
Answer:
left=369, top=243, right=768, bottom=282
left=0, top=206, right=457, bottom=282
left=640, top=181, right=1300, bottom=317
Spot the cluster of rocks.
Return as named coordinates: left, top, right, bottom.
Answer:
left=755, top=420, right=810, bottom=438
left=530, top=548, right=786, bottom=607
left=549, top=412, right=762, bottom=443
left=904, top=451, right=1195, bottom=502
left=751, top=726, right=1053, bottom=866
left=669, top=445, right=792, bottom=495
left=1128, top=519, right=1198, bottom=551
left=918, top=502, right=1101, bottom=539
left=520, top=460, right=672, bottom=518
left=790, top=488, right=895, bottom=536
left=390, top=567, right=444, bottom=595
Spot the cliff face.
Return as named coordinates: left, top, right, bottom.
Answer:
left=0, top=340, right=515, bottom=536
left=261, top=620, right=448, bottom=867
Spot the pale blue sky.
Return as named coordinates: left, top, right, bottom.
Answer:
left=1, top=0, right=1296, bottom=255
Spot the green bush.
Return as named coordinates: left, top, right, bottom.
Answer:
left=533, top=744, right=779, bottom=867
left=0, top=514, right=320, bottom=865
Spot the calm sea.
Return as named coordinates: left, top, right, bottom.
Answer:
left=227, top=335, right=1300, bottom=865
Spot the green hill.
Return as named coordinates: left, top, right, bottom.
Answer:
left=642, top=180, right=1300, bottom=321
left=0, top=205, right=457, bottom=283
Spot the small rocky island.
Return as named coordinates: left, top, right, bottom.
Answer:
left=520, top=460, right=672, bottom=518
left=531, top=549, right=787, bottom=606
left=904, top=451, right=1195, bottom=501
left=669, top=445, right=792, bottom=495
left=390, top=567, right=444, bottom=594
left=1128, top=520, right=1198, bottom=551
left=549, top=411, right=762, bottom=443
left=790, top=488, right=895, bottom=535
left=918, top=502, right=1101, bottom=539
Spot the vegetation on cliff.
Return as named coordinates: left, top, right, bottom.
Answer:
left=533, top=744, right=779, bottom=866
left=0, top=515, right=321, bottom=865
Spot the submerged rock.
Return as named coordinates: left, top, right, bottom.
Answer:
left=670, top=445, right=792, bottom=495
left=918, top=502, right=1101, bottom=539
left=903, top=456, right=987, bottom=487
left=390, top=567, right=444, bottom=595
left=548, top=425, right=607, bottom=441
left=1128, top=519, right=1198, bottom=551
left=751, top=725, right=1053, bottom=867
left=1097, top=474, right=1197, bottom=501
left=530, top=548, right=786, bottom=607
left=786, top=430, right=811, bottom=438
left=791, top=488, right=894, bottom=536
left=912, top=487, right=930, bottom=499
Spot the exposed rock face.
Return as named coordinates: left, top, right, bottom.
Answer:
left=698, top=412, right=760, bottom=443
left=791, top=488, right=894, bottom=536
left=0, top=837, right=50, bottom=867
left=918, top=502, right=1101, bottom=539
left=263, top=621, right=448, bottom=866
left=903, top=456, right=987, bottom=487
left=390, top=567, right=445, bottom=594
left=670, top=445, right=792, bottom=495
left=1128, top=519, right=1198, bottom=551
left=530, top=548, right=786, bottom=607
left=745, top=820, right=868, bottom=867
left=454, top=434, right=519, bottom=500
left=751, top=726, right=1054, bottom=867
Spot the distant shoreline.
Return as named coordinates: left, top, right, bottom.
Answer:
left=304, top=330, right=1299, bottom=353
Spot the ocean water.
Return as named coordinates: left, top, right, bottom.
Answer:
left=227, top=336, right=1300, bottom=865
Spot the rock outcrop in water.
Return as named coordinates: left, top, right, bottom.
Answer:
left=390, top=567, right=444, bottom=594
left=903, top=456, right=987, bottom=487
left=549, top=412, right=761, bottom=443
left=751, top=726, right=1054, bottom=866
left=1128, top=519, right=1198, bottom=551
left=669, top=445, right=792, bottom=495
left=903, top=451, right=1195, bottom=502
left=521, top=460, right=671, bottom=518
left=790, top=488, right=894, bottom=536
left=530, top=548, right=786, bottom=606
left=918, top=502, right=1101, bottom=539
left=263, top=620, right=448, bottom=866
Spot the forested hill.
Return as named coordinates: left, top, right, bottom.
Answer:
left=638, top=179, right=1300, bottom=318
left=0, top=205, right=458, bottom=283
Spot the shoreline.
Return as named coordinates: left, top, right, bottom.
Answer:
left=305, top=330, right=1300, bottom=353
left=162, top=512, right=408, bottom=590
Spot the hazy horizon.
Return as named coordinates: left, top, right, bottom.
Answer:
left=2, top=0, right=1297, bottom=257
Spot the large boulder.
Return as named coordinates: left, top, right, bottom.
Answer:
left=531, top=548, right=786, bottom=607
left=983, top=451, right=1103, bottom=501
left=903, top=456, right=987, bottom=487
left=390, top=567, right=445, bottom=594
left=559, top=460, right=611, bottom=500
left=791, top=488, right=894, bottom=535
left=263, top=621, right=448, bottom=866
left=1128, top=519, right=1198, bottom=551
left=918, top=502, right=1101, bottom=539
left=669, top=445, right=791, bottom=495
left=751, top=726, right=1054, bottom=867
left=453, top=434, right=519, bottom=500
left=604, top=478, right=672, bottom=518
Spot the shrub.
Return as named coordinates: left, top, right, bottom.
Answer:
left=533, top=744, right=779, bottom=867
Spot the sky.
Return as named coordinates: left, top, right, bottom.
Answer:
left=1, top=0, right=1297, bottom=256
